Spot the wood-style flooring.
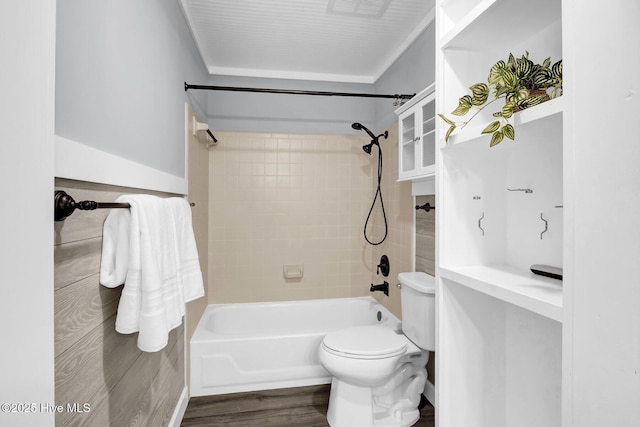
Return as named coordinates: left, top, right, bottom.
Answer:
left=181, top=384, right=435, bottom=427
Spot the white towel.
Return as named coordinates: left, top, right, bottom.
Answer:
left=99, top=197, right=131, bottom=288
left=166, top=197, right=205, bottom=303
left=99, top=194, right=204, bottom=352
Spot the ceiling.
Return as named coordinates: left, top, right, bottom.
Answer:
left=180, top=0, right=435, bottom=84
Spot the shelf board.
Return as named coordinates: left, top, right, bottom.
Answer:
left=443, top=96, right=563, bottom=148
left=440, top=264, right=563, bottom=322
left=441, top=0, right=561, bottom=50
left=441, top=0, right=497, bottom=48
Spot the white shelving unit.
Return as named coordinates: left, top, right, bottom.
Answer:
left=440, top=0, right=561, bottom=50
left=439, top=265, right=563, bottom=322
left=444, top=96, right=563, bottom=147
left=436, top=0, right=564, bottom=426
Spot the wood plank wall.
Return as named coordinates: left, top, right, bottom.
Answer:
left=54, top=178, right=184, bottom=426
left=415, top=195, right=436, bottom=276
left=415, top=194, right=436, bottom=385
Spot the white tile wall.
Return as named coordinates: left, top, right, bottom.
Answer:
left=208, top=131, right=382, bottom=303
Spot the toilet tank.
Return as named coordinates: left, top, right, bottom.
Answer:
left=398, top=272, right=436, bottom=351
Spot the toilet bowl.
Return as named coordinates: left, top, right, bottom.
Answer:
left=318, top=272, right=436, bottom=427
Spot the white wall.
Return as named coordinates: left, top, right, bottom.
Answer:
left=55, top=0, right=208, bottom=178
left=563, top=1, right=640, bottom=426
left=203, top=23, right=435, bottom=136
left=204, top=75, right=376, bottom=135
left=0, top=1, right=56, bottom=426
left=374, top=22, right=436, bottom=132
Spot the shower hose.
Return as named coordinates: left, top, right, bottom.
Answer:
left=364, top=142, right=388, bottom=245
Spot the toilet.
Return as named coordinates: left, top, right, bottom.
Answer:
left=318, top=272, right=435, bottom=427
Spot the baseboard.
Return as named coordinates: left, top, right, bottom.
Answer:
left=169, top=386, right=189, bottom=427
left=424, top=380, right=435, bottom=408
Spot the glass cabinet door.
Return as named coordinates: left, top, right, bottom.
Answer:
left=401, top=112, right=416, bottom=174
left=396, top=85, right=435, bottom=181
left=420, top=98, right=436, bottom=172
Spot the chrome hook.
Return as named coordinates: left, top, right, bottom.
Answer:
left=540, top=213, right=548, bottom=240
left=507, top=188, right=533, bottom=194
left=478, top=212, right=485, bottom=236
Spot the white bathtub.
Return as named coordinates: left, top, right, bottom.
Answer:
left=190, top=296, right=400, bottom=396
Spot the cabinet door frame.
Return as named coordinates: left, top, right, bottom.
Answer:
left=397, top=89, right=437, bottom=181
left=416, top=93, right=437, bottom=177
left=398, top=104, right=421, bottom=180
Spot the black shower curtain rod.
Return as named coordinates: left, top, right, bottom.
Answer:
left=184, top=82, right=415, bottom=101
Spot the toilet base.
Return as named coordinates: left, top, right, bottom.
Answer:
left=325, top=363, right=426, bottom=427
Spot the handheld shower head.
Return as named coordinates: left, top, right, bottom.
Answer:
left=351, top=122, right=377, bottom=140
left=352, top=122, right=388, bottom=156
left=354, top=123, right=389, bottom=246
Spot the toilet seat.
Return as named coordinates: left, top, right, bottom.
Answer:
left=322, top=326, right=408, bottom=359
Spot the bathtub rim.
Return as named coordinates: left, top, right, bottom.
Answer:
left=191, top=296, right=400, bottom=343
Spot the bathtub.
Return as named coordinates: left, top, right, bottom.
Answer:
left=190, top=296, right=400, bottom=396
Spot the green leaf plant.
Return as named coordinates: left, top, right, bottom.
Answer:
left=439, top=52, right=562, bottom=147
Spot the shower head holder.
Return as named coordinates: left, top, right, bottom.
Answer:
left=353, top=123, right=388, bottom=155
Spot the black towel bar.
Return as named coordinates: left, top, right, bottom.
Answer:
left=53, top=190, right=196, bottom=221
left=54, top=190, right=194, bottom=221
left=54, top=190, right=130, bottom=221
left=415, top=202, right=435, bottom=213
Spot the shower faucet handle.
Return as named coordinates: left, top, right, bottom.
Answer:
left=376, top=255, right=390, bottom=277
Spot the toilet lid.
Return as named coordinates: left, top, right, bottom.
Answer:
left=322, top=326, right=407, bottom=359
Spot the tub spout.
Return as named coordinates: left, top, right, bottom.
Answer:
left=370, top=281, right=389, bottom=296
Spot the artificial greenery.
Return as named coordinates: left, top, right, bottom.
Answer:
left=439, top=52, right=562, bottom=146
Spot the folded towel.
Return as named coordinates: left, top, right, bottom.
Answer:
left=100, top=194, right=204, bottom=352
